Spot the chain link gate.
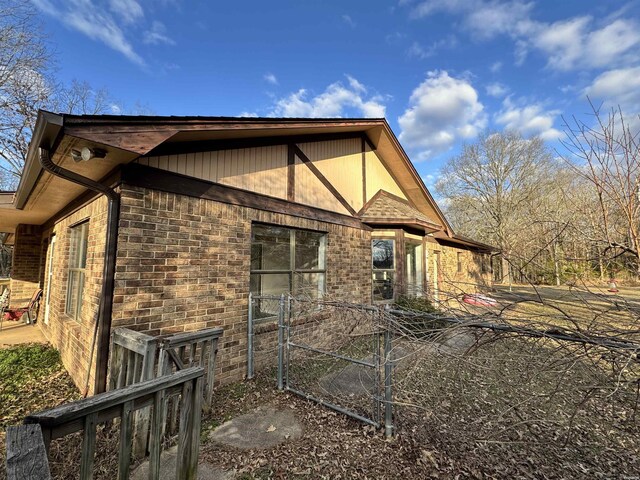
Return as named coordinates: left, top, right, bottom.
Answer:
left=247, top=294, right=394, bottom=436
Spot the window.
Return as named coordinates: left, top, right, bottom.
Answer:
left=372, top=239, right=395, bottom=301
left=405, top=241, right=423, bottom=296
left=457, top=252, right=463, bottom=273
left=481, top=254, right=490, bottom=274
left=250, top=224, right=326, bottom=302
left=66, top=222, right=89, bottom=321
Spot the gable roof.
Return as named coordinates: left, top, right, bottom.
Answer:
left=3, top=111, right=464, bottom=244
left=358, top=190, right=441, bottom=231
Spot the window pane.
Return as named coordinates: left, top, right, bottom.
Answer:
left=372, top=239, right=394, bottom=269
left=251, top=225, right=290, bottom=270
left=70, top=222, right=89, bottom=269
left=405, top=242, right=423, bottom=295
left=66, top=271, right=80, bottom=317
left=78, top=223, right=88, bottom=268
left=372, top=271, right=394, bottom=301
left=293, top=273, right=325, bottom=299
left=295, top=230, right=325, bottom=270
left=250, top=273, right=290, bottom=297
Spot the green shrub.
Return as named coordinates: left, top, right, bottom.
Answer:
left=393, top=295, right=438, bottom=313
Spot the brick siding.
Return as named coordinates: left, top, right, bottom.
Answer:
left=9, top=224, right=43, bottom=308
left=37, top=195, right=109, bottom=393
left=111, top=185, right=372, bottom=386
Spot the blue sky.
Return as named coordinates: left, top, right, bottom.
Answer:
left=31, top=0, right=640, bottom=186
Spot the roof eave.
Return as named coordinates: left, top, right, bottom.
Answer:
left=380, top=119, right=455, bottom=235
left=14, top=111, right=64, bottom=209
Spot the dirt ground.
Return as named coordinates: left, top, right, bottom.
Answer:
left=2, top=285, right=639, bottom=479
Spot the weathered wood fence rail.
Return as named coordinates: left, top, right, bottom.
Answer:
left=109, top=328, right=158, bottom=456
left=107, top=327, right=223, bottom=451
left=6, top=367, right=204, bottom=480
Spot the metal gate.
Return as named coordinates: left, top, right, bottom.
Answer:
left=248, top=294, right=394, bottom=436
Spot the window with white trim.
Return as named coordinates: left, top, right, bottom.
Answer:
left=66, top=221, right=89, bottom=321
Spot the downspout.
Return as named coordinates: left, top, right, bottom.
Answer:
left=39, top=147, right=120, bottom=395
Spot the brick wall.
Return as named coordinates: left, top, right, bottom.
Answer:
left=425, top=240, right=492, bottom=300
left=9, top=224, right=43, bottom=308
left=38, top=195, right=109, bottom=393
left=112, top=185, right=372, bottom=386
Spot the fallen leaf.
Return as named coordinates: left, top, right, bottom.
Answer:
left=266, top=424, right=276, bottom=432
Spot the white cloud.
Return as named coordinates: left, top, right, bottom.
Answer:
left=584, top=66, right=640, bottom=111
left=532, top=17, right=640, bottom=71
left=405, top=1, right=640, bottom=72
left=486, top=82, right=508, bottom=97
left=490, top=61, right=502, bottom=73
left=342, top=14, right=356, bottom=27
left=143, top=21, right=175, bottom=46
left=32, top=0, right=179, bottom=65
left=407, top=35, right=457, bottom=59
left=238, top=111, right=259, bottom=118
left=263, top=73, right=278, bottom=85
left=31, top=0, right=146, bottom=65
left=269, top=76, right=386, bottom=118
left=108, top=0, right=143, bottom=24
left=422, top=173, right=441, bottom=189
left=495, top=98, right=561, bottom=140
left=398, top=70, right=486, bottom=160
left=409, top=0, right=534, bottom=39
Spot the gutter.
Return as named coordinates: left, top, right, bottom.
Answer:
left=39, top=147, right=120, bottom=395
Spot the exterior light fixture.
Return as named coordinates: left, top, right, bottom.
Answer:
left=71, top=147, right=107, bottom=163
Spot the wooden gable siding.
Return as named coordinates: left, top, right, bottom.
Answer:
left=297, top=138, right=363, bottom=212
left=135, top=136, right=408, bottom=217
left=136, top=145, right=288, bottom=199
left=365, top=142, right=407, bottom=201
left=293, top=156, right=351, bottom=215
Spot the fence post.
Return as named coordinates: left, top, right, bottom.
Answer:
left=277, top=293, right=285, bottom=391
left=383, top=325, right=393, bottom=438
left=247, top=292, right=254, bottom=380
left=285, top=295, right=292, bottom=390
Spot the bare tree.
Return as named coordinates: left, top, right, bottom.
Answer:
left=436, top=132, right=555, bottom=284
left=561, top=104, right=640, bottom=279
left=0, top=2, right=116, bottom=189
left=0, top=0, right=51, bottom=187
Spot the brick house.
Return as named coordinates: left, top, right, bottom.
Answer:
left=0, top=111, right=493, bottom=394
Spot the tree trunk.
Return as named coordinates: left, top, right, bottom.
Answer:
left=501, top=254, right=512, bottom=286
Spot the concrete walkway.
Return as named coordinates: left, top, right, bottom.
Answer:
left=209, top=405, right=302, bottom=450
left=131, top=446, right=235, bottom=480
left=0, top=322, right=47, bottom=348
left=132, top=406, right=302, bottom=480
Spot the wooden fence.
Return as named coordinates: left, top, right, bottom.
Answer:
left=6, top=367, right=204, bottom=480
left=107, top=327, right=223, bottom=450
left=108, top=328, right=158, bottom=456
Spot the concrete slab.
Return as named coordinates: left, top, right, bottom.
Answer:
left=131, top=446, right=235, bottom=480
left=0, top=322, right=47, bottom=348
left=319, top=347, right=410, bottom=398
left=320, top=362, right=375, bottom=397
left=209, top=406, right=302, bottom=450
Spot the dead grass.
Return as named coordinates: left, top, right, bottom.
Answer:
left=0, top=343, right=81, bottom=480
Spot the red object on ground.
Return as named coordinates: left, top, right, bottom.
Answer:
left=462, top=293, right=498, bottom=307
left=607, top=279, right=619, bottom=293
left=3, top=309, right=26, bottom=321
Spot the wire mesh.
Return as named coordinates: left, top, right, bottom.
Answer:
left=248, top=294, right=284, bottom=383
left=284, top=298, right=385, bottom=427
